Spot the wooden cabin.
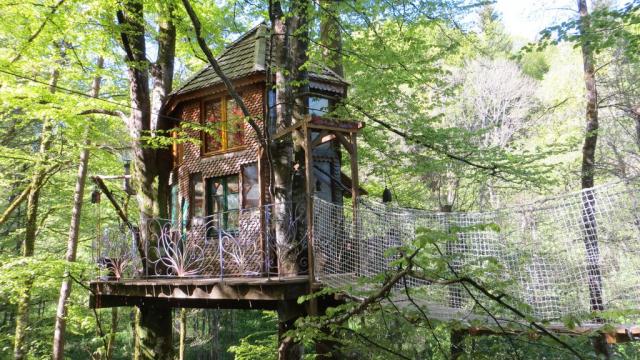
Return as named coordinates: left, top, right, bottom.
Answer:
left=90, top=24, right=363, bottom=310
left=162, top=23, right=361, bottom=279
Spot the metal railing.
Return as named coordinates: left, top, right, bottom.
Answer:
left=94, top=202, right=309, bottom=280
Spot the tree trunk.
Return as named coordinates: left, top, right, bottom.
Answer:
left=277, top=301, right=305, bottom=360
left=633, top=111, right=640, bottom=152
left=52, top=56, right=103, bottom=360
left=319, top=0, right=344, bottom=78
left=117, top=1, right=176, bottom=355
left=577, top=0, right=610, bottom=357
left=13, top=68, right=59, bottom=360
left=269, top=1, right=295, bottom=276
left=105, top=308, right=119, bottom=360
left=578, top=0, right=599, bottom=190
left=269, top=0, right=311, bottom=276
left=151, top=3, right=176, bottom=219
left=136, top=305, right=173, bottom=360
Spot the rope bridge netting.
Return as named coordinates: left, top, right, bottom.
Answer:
left=313, top=178, right=640, bottom=327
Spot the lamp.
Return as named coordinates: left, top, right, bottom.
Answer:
left=382, top=186, right=392, bottom=203
left=90, top=186, right=101, bottom=204
left=120, top=151, right=136, bottom=196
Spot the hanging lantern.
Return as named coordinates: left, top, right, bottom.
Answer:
left=382, top=186, right=392, bottom=203
left=120, top=151, right=136, bottom=196
left=91, top=187, right=101, bottom=204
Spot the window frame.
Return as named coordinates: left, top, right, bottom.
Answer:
left=171, top=130, right=184, bottom=168
left=206, top=174, right=240, bottom=231
left=201, top=95, right=246, bottom=156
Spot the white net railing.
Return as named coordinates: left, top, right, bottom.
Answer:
left=313, top=179, right=640, bottom=325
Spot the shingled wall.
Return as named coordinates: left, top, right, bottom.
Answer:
left=169, top=83, right=266, bottom=277
left=173, top=83, right=264, bottom=202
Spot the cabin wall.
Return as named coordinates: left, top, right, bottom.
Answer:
left=168, top=83, right=266, bottom=277
left=172, top=83, right=265, bottom=210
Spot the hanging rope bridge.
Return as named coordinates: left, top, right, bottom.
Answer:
left=313, top=178, right=640, bottom=329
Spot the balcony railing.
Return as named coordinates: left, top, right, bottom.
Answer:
left=94, top=202, right=309, bottom=280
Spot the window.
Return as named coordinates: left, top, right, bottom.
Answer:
left=206, top=175, right=240, bottom=230
left=190, top=173, right=205, bottom=217
left=309, top=96, right=330, bottom=116
left=203, top=96, right=245, bottom=154
left=170, top=184, right=180, bottom=224
left=242, top=163, right=259, bottom=208
left=267, top=89, right=277, bottom=135
left=172, top=131, right=184, bottom=168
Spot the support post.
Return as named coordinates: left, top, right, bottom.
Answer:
left=303, top=124, right=318, bottom=315
left=349, top=132, right=359, bottom=276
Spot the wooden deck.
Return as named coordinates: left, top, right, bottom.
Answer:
left=90, top=275, right=640, bottom=343
left=90, top=276, right=311, bottom=310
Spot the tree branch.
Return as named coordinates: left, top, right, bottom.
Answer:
left=78, top=109, right=127, bottom=120
left=11, top=0, right=66, bottom=63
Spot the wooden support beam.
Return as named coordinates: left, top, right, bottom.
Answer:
left=334, top=132, right=353, bottom=155
left=311, top=130, right=334, bottom=148
left=349, top=132, right=359, bottom=201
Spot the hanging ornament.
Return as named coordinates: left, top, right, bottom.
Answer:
left=382, top=186, right=392, bottom=203
left=91, top=187, right=101, bottom=204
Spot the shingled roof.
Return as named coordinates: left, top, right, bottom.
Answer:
left=170, top=23, right=348, bottom=97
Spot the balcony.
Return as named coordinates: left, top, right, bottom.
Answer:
left=90, top=202, right=313, bottom=309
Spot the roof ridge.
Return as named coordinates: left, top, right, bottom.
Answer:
left=221, top=22, right=266, bottom=54
left=170, top=23, right=267, bottom=96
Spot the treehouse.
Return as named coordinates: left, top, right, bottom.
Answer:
left=90, top=24, right=364, bottom=311
left=89, top=25, right=640, bottom=352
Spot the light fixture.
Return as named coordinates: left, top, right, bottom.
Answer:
left=382, top=186, right=392, bottom=203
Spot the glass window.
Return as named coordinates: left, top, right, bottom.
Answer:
left=170, top=184, right=180, bottom=224
left=202, top=96, right=245, bottom=154
left=267, top=89, right=277, bottom=135
left=206, top=175, right=239, bottom=230
left=227, top=98, right=244, bottom=148
left=172, top=131, right=184, bottom=167
left=309, top=96, right=330, bottom=116
left=242, top=163, right=259, bottom=208
left=190, top=173, right=205, bottom=217
left=204, top=100, right=223, bottom=153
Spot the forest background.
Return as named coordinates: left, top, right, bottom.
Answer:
left=0, top=0, right=639, bottom=358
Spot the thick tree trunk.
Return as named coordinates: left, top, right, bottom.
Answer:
left=52, top=56, right=103, bottom=360
left=151, top=4, right=176, bottom=219
left=136, top=305, right=173, bottom=360
left=269, top=0, right=311, bottom=276
left=577, top=1, right=609, bottom=357
left=277, top=300, right=305, bottom=360
left=105, top=308, right=118, bottom=360
left=270, top=2, right=296, bottom=275
left=13, top=68, right=58, bottom=360
left=117, top=1, right=176, bottom=356
left=319, top=0, right=344, bottom=78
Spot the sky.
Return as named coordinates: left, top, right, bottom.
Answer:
left=495, top=0, right=578, bottom=40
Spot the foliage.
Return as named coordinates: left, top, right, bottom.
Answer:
left=0, top=0, right=639, bottom=358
